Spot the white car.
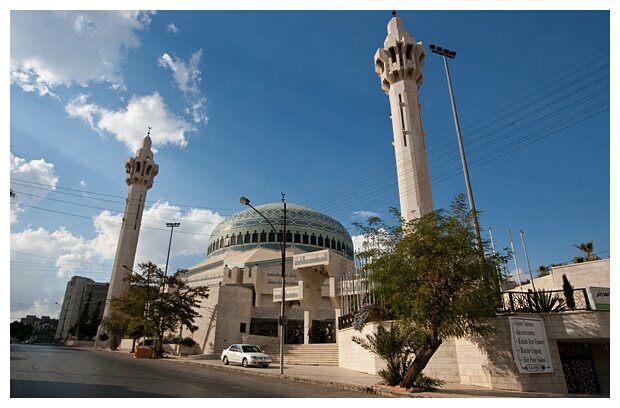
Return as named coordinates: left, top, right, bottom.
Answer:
left=221, top=344, right=272, bottom=368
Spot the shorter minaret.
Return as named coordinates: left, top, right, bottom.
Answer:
left=101, top=130, right=159, bottom=321
left=375, top=13, right=433, bottom=222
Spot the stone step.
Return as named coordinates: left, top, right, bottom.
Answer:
left=261, top=344, right=339, bottom=366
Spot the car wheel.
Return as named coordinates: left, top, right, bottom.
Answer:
left=242, top=358, right=248, bottom=367
left=223, top=356, right=229, bottom=365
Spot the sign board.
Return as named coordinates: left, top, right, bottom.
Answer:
left=273, top=285, right=301, bottom=302
left=509, top=317, right=554, bottom=374
left=586, top=287, right=610, bottom=311
left=293, top=249, right=329, bottom=269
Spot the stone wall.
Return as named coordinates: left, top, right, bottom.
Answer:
left=338, top=322, right=387, bottom=375
left=515, top=259, right=609, bottom=292
left=424, top=311, right=609, bottom=393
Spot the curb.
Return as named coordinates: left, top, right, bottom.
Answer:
left=173, top=358, right=417, bottom=397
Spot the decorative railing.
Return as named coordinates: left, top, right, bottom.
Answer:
left=496, top=288, right=592, bottom=314
left=338, top=314, right=355, bottom=330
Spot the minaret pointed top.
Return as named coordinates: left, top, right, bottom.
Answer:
left=387, top=12, right=407, bottom=39
left=142, top=127, right=153, bottom=150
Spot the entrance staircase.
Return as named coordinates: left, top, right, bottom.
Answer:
left=261, top=343, right=339, bottom=366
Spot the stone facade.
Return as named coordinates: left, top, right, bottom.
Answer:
left=179, top=203, right=355, bottom=356
left=512, top=259, right=610, bottom=292
left=339, top=260, right=610, bottom=395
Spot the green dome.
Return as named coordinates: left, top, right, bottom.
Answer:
left=207, top=203, right=353, bottom=259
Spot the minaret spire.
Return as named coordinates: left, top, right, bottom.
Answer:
left=374, top=14, right=433, bottom=222
left=98, top=129, right=159, bottom=343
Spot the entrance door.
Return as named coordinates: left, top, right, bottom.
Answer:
left=309, top=320, right=336, bottom=344
left=558, top=342, right=601, bottom=394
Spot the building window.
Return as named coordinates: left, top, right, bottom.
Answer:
left=260, top=231, right=267, bottom=242
left=310, top=234, right=316, bottom=245
left=302, top=233, right=309, bottom=244
left=268, top=231, right=276, bottom=242
left=294, top=232, right=301, bottom=243
left=252, top=231, right=258, bottom=243
left=240, top=322, right=246, bottom=333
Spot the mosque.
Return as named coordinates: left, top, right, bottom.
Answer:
left=179, top=201, right=355, bottom=354
left=103, top=13, right=608, bottom=395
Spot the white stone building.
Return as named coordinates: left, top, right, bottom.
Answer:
left=179, top=202, right=355, bottom=355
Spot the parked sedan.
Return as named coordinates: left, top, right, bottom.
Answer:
left=221, top=344, right=272, bottom=368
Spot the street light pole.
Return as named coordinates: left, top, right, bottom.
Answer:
left=429, top=44, right=483, bottom=257
left=239, top=195, right=287, bottom=375
left=164, top=222, right=180, bottom=278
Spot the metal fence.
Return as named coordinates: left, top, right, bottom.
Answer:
left=496, top=288, right=592, bottom=314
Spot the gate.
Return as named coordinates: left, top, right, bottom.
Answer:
left=558, top=343, right=601, bottom=394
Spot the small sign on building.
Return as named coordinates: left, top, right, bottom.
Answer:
left=293, top=249, right=329, bottom=269
left=586, top=286, right=610, bottom=311
left=509, top=317, right=554, bottom=374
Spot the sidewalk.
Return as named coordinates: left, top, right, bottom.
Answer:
left=164, top=353, right=598, bottom=398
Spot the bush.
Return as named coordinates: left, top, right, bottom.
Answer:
left=414, top=373, right=445, bottom=391
left=352, top=321, right=424, bottom=386
left=178, top=337, right=196, bottom=347
left=167, top=336, right=196, bottom=347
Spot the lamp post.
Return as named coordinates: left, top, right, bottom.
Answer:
left=164, top=222, right=180, bottom=278
left=429, top=44, right=482, bottom=255
left=428, top=44, right=497, bottom=294
left=239, top=195, right=287, bottom=375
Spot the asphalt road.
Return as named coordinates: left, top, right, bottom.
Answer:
left=10, top=343, right=382, bottom=398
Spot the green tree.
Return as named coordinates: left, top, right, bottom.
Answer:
left=537, top=265, right=551, bottom=277
left=356, top=194, right=507, bottom=389
left=573, top=241, right=600, bottom=262
left=111, top=261, right=209, bottom=357
left=100, top=309, right=130, bottom=350
left=84, top=300, right=103, bottom=339
left=352, top=321, right=425, bottom=386
left=562, top=274, right=576, bottom=309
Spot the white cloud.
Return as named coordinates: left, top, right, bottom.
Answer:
left=10, top=11, right=154, bottom=94
left=158, top=50, right=203, bottom=94
left=350, top=210, right=381, bottom=220
left=66, top=92, right=196, bottom=152
left=167, top=23, right=179, bottom=34
left=9, top=153, right=59, bottom=225
left=351, top=234, right=365, bottom=254
left=10, top=200, right=224, bottom=321
left=158, top=50, right=209, bottom=124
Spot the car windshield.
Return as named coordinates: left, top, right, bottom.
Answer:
left=241, top=345, right=261, bottom=353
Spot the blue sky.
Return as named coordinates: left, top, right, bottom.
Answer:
left=7, top=5, right=612, bottom=322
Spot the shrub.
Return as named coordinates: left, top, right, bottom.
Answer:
left=352, top=321, right=424, bottom=386
left=414, top=373, right=445, bottom=391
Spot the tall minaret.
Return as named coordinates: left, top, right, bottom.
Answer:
left=101, top=130, right=159, bottom=320
left=375, top=12, right=433, bottom=222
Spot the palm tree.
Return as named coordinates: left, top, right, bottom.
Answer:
left=537, top=265, right=551, bottom=277
left=573, top=241, right=600, bottom=262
